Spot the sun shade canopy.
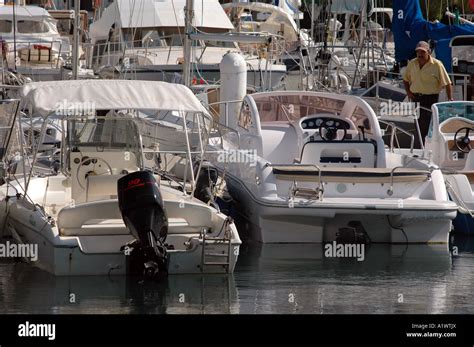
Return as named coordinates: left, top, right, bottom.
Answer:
left=20, top=79, right=209, bottom=117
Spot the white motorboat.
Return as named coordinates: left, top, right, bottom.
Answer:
left=89, top=0, right=287, bottom=90
left=221, top=1, right=315, bottom=91
left=0, top=79, right=241, bottom=276
left=424, top=101, right=474, bottom=235
left=0, top=5, right=72, bottom=81
left=207, top=89, right=457, bottom=244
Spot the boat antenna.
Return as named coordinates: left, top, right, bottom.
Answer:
left=13, top=0, right=17, bottom=71
left=72, top=0, right=80, bottom=79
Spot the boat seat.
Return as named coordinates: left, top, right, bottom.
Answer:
left=58, top=199, right=211, bottom=236
left=271, top=165, right=431, bottom=183
left=455, top=171, right=474, bottom=184
left=445, top=174, right=474, bottom=209
left=85, top=174, right=124, bottom=202
left=462, top=151, right=474, bottom=171
left=300, top=141, right=376, bottom=168
left=85, top=173, right=162, bottom=202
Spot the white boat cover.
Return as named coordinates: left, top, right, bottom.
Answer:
left=0, top=5, right=54, bottom=20
left=20, top=79, right=209, bottom=116
left=90, top=0, right=233, bottom=41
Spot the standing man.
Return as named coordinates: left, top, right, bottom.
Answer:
left=403, top=41, right=453, bottom=148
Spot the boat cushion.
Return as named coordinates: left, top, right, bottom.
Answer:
left=58, top=199, right=210, bottom=236
left=271, top=165, right=431, bottom=183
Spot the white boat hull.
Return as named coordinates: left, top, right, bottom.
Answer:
left=0, top=197, right=241, bottom=276
left=225, top=174, right=455, bottom=244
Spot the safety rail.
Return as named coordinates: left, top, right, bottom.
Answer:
left=89, top=32, right=287, bottom=69
left=210, top=122, right=241, bottom=149
left=265, top=163, right=324, bottom=201
left=445, top=177, right=474, bottom=217
left=206, top=99, right=244, bottom=150
left=378, top=119, right=415, bottom=153
left=207, top=99, right=244, bottom=129
left=386, top=166, right=432, bottom=196
left=4, top=39, right=70, bottom=69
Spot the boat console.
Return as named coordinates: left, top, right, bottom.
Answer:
left=295, top=114, right=376, bottom=167
left=298, top=114, right=353, bottom=143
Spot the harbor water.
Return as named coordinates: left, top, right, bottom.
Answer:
left=1, top=234, right=473, bottom=314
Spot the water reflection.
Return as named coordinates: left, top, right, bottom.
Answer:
left=1, top=236, right=473, bottom=314
left=0, top=262, right=239, bottom=314
left=234, top=241, right=472, bottom=314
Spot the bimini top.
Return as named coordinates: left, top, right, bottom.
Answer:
left=20, top=79, right=209, bottom=117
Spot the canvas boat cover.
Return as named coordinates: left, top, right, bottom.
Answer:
left=20, top=79, right=208, bottom=116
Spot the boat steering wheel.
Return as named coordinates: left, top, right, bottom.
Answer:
left=319, top=120, right=347, bottom=142
left=454, top=127, right=474, bottom=153
left=75, top=156, right=114, bottom=190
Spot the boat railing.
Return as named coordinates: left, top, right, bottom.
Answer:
left=378, top=119, right=415, bottom=153
left=206, top=99, right=246, bottom=149
left=90, top=36, right=175, bottom=69
left=386, top=166, right=432, bottom=197
left=89, top=32, right=287, bottom=71
left=210, top=122, right=241, bottom=150
left=445, top=177, right=474, bottom=216
left=89, top=37, right=205, bottom=81
left=5, top=39, right=69, bottom=70
left=207, top=99, right=244, bottom=128
left=265, top=163, right=324, bottom=202
left=235, top=32, right=286, bottom=62
left=373, top=70, right=472, bottom=102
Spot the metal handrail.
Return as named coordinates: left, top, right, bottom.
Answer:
left=207, top=99, right=244, bottom=128
left=378, top=119, right=415, bottom=153
left=211, top=121, right=241, bottom=149
left=6, top=39, right=68, bottom=69
left=386, top=166, right=432, bottom=196
left=265, top=163, right=324, bottom=201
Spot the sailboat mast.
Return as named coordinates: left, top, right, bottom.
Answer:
left=183, top=0, right=194, bottom=87
left=72, top=0, right=80, bottom=79
left=13, top=0, right=17, bottom=71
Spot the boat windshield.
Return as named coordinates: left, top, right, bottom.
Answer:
left=428, top=102, right=474, bottom=137
left=0, top=19, right=53, bottom=34
left=67, top=116, right=141, bottom=154
left=253, top=94, right=346, bottom=122
left=436, top=102, right=474, bottom=123
left=0, top=20, right=12, bottom=33
left=17, top=20, right=50, bottom=34
left=251, top=94, right=372, bottom=131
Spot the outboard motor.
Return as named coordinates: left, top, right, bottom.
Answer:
left=118, top=171, right=169, bottom=280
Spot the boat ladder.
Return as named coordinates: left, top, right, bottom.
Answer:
left=200, top=228, right=232, bottom=274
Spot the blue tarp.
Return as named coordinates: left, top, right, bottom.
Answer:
left=434, top=38, right=453, bottom=72
left=392, top=0, right=474, bottom=71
